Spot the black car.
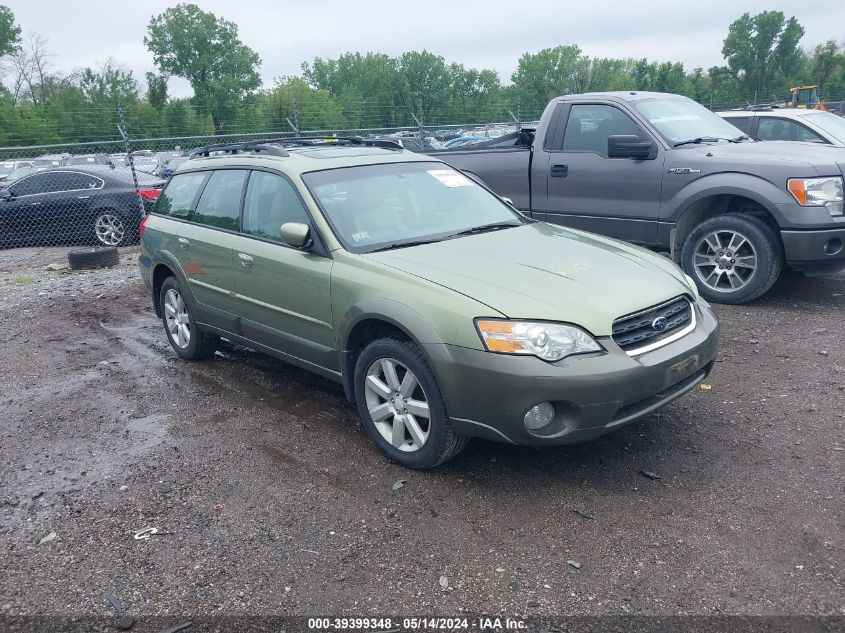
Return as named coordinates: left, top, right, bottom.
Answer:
left=0, top=166, right=165, bottom=248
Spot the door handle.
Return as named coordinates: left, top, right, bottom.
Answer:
left=550, top=164, right=568, bottom=177
left=29, top=202, right=41, bottom=206
left=238, top=253, right=254, bottom=268
left=77, top=195, right=90, bottom=200
left=178, top=237, right=190, bottom=249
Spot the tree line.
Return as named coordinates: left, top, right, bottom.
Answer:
left=1, top=4, right=844, bottom=147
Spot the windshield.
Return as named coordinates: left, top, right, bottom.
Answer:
left=802, top=112, right=845, bottom=144
left=302, top=161, right=527, bottom=253
left=634, top=97, right=746, bottom=145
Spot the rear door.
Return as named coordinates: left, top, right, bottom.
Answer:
left=230, top=169, right=336, bottom=371
left=544, top=102, right=665, bottom=245
left=176, top=169, right=247, bottom=331
left=1, top=172, right=90, bottom=245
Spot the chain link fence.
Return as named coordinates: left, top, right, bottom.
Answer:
left=1, top=96, right=843, bottom=252
left=0, top=119, right=529, bottom=251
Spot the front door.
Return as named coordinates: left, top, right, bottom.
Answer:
left=544, top=103, right=665, bottom=245
left=231, top=170, right=336, bottom=371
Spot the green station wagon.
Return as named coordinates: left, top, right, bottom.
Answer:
left=139, top=138, right=719, bottom=469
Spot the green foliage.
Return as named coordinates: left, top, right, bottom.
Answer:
left=0, top=4, right=21, bottom=57
left=0, top=9, right=844, bottom=149
left=144, top=3, right=261, bottom=134
left=721, top=11, right=806, bottom=100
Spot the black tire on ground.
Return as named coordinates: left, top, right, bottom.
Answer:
left=680, top=213, right=783, bottom=305
left=353, top=337, right=468, bottom=469
left=67, top=246, right=120, bottom=270
left=159, top=276, right=219, bottom=360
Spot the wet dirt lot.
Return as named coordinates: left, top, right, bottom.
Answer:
left=0, top=246, right=843, bottom=623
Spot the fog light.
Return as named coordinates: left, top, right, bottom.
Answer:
left=524, top=402, right=555, bottom=430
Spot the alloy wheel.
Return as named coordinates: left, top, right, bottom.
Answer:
left=163, top=288, right=191, bottom=349
left=363, top=357, right=430, bottom=453
left=693, top=229, right=758, bottom=292
left=94, top=214, right=125, bottom=246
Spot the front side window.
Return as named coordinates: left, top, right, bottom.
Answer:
left=154, top=171, right=208, bottom=219
left=192, top=169, right=248, bottom=231
left=561, top=105, right=643, bottom=154
left=634, top=97, right=745, bottom=145
left=242, top=171, right=309, bottom=242
left=757, top=118, right=825, bottom=143
left=302, top=161, right=527, bottom=253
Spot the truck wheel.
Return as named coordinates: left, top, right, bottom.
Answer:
left=354, top=337, right=468, bottom=469
left=681, top=213, right=782, bottom=304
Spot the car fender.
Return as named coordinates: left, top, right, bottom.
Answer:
left=662, top=172, right=790, bottom=225
left=151, top=249, right=199, bottom=318
left=337, top=298, right=456, bottom=402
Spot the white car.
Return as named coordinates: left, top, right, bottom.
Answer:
left=718, top=108, right=845, bottom=147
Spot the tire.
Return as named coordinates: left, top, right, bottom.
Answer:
left=680, top=213, right=783, bottom=304
left=354, top=337, right=468, bottom=469
left=93, top=210, right=130, bottom=247
left=67, top=246, right=119, bottom=270
left=159, top=276, right=218, bottom=360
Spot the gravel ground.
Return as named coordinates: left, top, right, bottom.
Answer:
left=0, top=246, right=843, bottom=628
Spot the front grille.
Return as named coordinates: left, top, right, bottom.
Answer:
left=612, top=296, right=692, bottom=352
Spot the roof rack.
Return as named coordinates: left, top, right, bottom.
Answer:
left=189, top=135, right=402, bottom=159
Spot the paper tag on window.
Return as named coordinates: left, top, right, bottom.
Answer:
left=427, top=169, right=472, bottom=187
left=351, top=230, right=370, bottom=242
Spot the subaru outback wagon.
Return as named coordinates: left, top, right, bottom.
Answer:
left=139, top=138, right=719, bottom=469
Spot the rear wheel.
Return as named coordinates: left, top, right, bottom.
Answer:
left=93, top=211, right=128, bottom=247
left=681, top=213, right=782, bottom=304
left=159, top=276, right=218, bottom=359
left=354, top=338, right=467, bottom=469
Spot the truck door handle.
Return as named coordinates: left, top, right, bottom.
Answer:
left=550, top=164, right=568, bottom=177
left=178, top=237, right=190, bottom=249
left=238, top=253, right=254, bottom=268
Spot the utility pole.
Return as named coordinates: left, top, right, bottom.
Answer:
left=117, top=104, right=146, bottom=218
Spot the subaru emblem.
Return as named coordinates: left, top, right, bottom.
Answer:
left=652, top=316, right=668, bottom=332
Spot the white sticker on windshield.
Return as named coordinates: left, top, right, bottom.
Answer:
left=351, top=230, right=370, bottom=242
left=427, top=169, right=472, bottom=187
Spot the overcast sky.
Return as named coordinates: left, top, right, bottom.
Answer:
left=5, top=0, right=844, bottom=98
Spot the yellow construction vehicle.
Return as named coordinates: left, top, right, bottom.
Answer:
left=789, top=86, right=828, bottom=110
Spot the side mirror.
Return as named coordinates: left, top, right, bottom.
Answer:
left=607, top=135, right=656, bottom=160
left=281, top=222, right=313, bottom=249
left=0, top=189, right=12, bottom=200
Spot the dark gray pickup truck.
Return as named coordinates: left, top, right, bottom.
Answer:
left=431, top=91, right=845, bottom=303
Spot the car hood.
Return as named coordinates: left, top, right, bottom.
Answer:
left=362, top=222, right=694, bottom=337
left=687, top=141, right=845, bottom=174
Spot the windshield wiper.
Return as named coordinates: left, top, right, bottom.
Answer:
left=444, top=221, right=523, bottom=239
left=369, top=238, right=441, bottom=252
left=674, top=135, right=746, bottom=147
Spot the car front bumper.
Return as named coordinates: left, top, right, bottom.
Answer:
left=780, top=227, right=845, bottom=273
left=427, top=302, right=719, bottom=446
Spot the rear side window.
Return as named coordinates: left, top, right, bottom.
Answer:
left=242, top=171, right=309, bottom=242
left=155, top=172, right=207, bottom=219
left=192, top=170, right=248, bottom=231
left=724, top=116, right=752, bottom=135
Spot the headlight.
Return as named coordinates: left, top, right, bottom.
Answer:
left=787, top=177, right=844, bottom=216
left=684, top=273, right=700, bottom=299
left=475, top=319, right=601, bottom=361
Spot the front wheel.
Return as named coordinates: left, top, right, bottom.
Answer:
left=354, top=338, right=467, bottom=469
left=681, top=213, right=783, bottom=304
left=159, top=276, right=218, bottom=359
